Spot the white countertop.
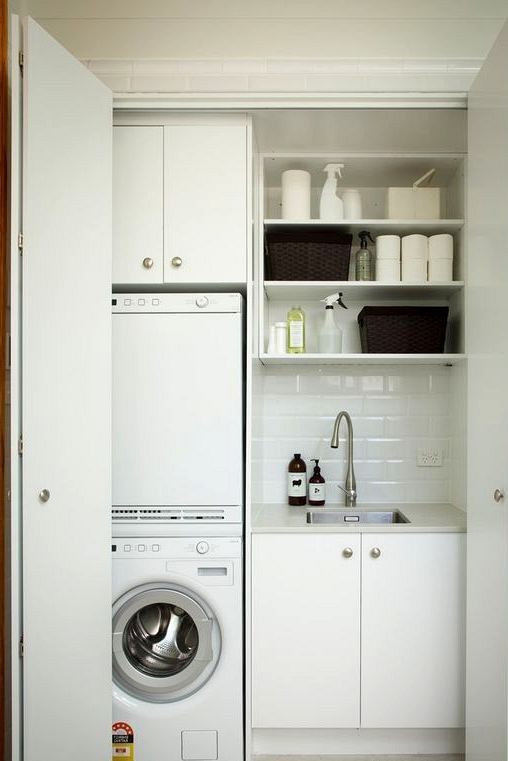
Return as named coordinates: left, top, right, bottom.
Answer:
left=251, top=502, right=466, bottom=533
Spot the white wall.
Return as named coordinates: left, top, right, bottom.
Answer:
left=14, top=1, right=508, bottom=60
left=252, top=365, right=455, bottom=506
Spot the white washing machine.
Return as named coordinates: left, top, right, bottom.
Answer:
left=112, top=536, right=243, bottom=761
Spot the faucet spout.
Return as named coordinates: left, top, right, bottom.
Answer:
left=330, top=410, right=357, bottom=506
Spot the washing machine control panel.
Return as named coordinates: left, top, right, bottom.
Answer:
left=112, top=537, right=241, bottom=559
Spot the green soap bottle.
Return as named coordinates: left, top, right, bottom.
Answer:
left=287, top=306, right=306, bottom=353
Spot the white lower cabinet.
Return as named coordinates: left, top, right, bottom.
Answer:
left=251, top=531, right=465, bottom=730
left=251, top=533, right=361, bottom=728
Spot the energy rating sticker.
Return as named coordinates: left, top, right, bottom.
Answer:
left=112, top=722, right=135, bottom=760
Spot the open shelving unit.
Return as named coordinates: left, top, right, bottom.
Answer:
left=256, top=152, right=466, bottom=366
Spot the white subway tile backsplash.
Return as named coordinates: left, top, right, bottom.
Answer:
left=253, top=365, right=456, bottom=504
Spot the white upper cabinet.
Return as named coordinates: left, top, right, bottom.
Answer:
left=113, top=117, right=249, bottom=286
left=113, top=126, right=164, bottom=284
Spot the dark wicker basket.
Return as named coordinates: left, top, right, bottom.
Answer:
left=358, top=306, right=449, bottom=353
left=264, top=227, right=352, bottom=281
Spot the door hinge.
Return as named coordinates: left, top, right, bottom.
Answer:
left=19, top=637, right=24, bottom=657
left=18, top=233, right=23, bottom=254
left=19, top=50, right=24, bottom=74
left=18, top=435, right=23, bottom=455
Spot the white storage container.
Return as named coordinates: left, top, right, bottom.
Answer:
left=386, top=169, right=441, bottom=220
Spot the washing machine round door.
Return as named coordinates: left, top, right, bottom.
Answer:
left=112, top=583, right=220, bottom=703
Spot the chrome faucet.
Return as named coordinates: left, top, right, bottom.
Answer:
left=330, top=410, right=357, bottom=506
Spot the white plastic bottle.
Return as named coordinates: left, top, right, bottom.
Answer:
left=319, top=163, right=345, bottom=221
left=317, top=292, right=348, bottom=353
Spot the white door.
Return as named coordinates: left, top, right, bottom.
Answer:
left=251, top=534, right=361, bottom=728
left=164, top=123, right=247, bottom=284
left=20, top=18, right=112, bottom=760
left=466, top=20, right=508, bottom=760
left=361, top=533, right=465, bottom=729
left=112, top=126, right=164, bottom=284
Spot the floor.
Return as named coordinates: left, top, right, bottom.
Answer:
left=254, top=756, right=465, bottom=761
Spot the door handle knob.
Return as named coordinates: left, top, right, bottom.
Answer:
left=38, top=489, right=50, bottom=503
left=342, top=547, right=353, bottom=558
left=370, top=547, right=381, bottom=558
left=142, top=257, right=154, bottom=269
left=494, top=489, right=504, bottom=503
left=171, top=256, right=183, bottom=267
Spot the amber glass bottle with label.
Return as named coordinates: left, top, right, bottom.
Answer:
left=287, top=453, right=307, bottom=506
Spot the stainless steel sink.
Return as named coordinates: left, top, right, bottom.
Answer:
left=306, top=509, right=410, bottom=525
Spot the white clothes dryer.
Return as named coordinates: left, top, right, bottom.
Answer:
left=112, top=536, right=243, bottom=761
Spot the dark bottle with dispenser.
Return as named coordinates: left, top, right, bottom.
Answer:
left=287, top=453, right=307, bottom=506
left=308, top=459, right=326, bottom=506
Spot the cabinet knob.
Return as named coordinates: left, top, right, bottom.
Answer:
left=370, top=547, right=381, bottom=559
left=171, top=256, right=183, bottom=268
left=38, top=489, right=50, bottom=503
left=142, top=257, right=154, bottom=269
left=494, top=489, right=505, bottom=503
left=342, top=547, right=354, bottom=559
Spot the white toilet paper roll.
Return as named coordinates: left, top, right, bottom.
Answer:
left=429, top=233, right=453, bottom=260
left=281, top=170, right=311, bottom=219
left=428, top=259, right=453, bottom=281
left=376, top=235, right=401, bottom=260
left=402, top=234, right=428, bottom=260
left=402, top=257, right=427, bottom=282
left=376, top=259, right=400, bottom=282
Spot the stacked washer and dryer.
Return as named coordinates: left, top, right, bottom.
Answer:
left=111, top=293, right=244, bottom=761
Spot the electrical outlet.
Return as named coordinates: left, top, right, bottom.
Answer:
left=417, top=448, right=443, bottom=467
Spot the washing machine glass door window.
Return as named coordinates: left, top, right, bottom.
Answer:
left=124, top=602, right=198, bottom=678
left=112, top=584, right=220, bottom=703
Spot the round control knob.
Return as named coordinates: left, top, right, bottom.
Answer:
left=370, top=547, right=381, bottom=559
left=196, top=296, right=209, bottom=309
left=142, top=257, right=154, bottom=269
left=196, top=541, right=210, bottom=555
left=342, top=547, right=354, bottom=558
left=171, top=256, right=183, bottom=267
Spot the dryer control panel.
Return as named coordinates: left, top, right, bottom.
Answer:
left=112, top=536, right=242, bottom=559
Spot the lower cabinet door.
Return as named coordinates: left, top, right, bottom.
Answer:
left=361, top=533, right=466, bottom=728
left=251, top=533, right=361, bottom=728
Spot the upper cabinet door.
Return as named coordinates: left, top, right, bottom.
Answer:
left=164, top=122, right=248, bottom=284
left=466, top=19, right=508, bottom=761
left=21, top=18, right=112, bottom=761
left=113, top=125, right=164, bottom=284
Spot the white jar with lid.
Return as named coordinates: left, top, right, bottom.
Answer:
left=275, top=322, right=287, bottom=353
left=342, top=189, right=362, bottom=219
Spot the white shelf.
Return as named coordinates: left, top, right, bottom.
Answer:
left=264, top=218, right=464, bottom=236
left=264, top=280, right=464, bottom=301
left=259, top=352, right=465, bottom=366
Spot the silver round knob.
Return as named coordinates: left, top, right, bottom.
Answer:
left=142, top=257, right=154, bottom=269
left=342, top=547, right=353, bottom=559
left=494, top=489, right=505, bottom=503
left=38, top=489, right=50, bottom=503
left=171, top=256, right=183, bottom=267
left=370, top=547, right=381, bottom=559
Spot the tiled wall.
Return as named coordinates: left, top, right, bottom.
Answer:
left=251, top=364, right=459, bottom=505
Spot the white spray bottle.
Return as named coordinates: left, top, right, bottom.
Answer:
left=319, top=163, right=345, bottom=221
left=317, top=292, right=348, bottom=353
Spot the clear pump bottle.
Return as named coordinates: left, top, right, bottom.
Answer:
left=355, top=230, right=375, bottom=281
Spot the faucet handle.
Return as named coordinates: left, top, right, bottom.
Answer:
left=337, top=483, right=357, bottom=506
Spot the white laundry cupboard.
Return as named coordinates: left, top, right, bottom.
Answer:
left=252, top=532, right=465, bottom=730
left=10, top=11, right=508, bottom=761
left=112, top=118, right=248, bottom=286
